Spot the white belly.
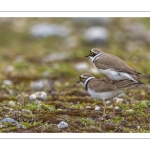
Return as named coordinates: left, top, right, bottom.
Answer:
left=88, top=88, right=123, bottom=101
left=96, top=68, right=137, bottom=82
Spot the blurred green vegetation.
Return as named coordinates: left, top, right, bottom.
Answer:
left=0, top=18, right=150, bottom=133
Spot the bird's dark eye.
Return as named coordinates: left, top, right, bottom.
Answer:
left=80, top=77, right=84, bottom=81
left=89, top=52, right=94, bottom=56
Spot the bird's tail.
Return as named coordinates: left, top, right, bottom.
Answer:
left=120, top=81, right=144, bottom=90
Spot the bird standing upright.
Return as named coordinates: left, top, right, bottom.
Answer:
left=85, top=48, right=144, bottom=84
left=77, top=73, right=143, bottom=118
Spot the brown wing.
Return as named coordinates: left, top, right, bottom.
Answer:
left=88, top=78, right=118, bottom=92
left=94, top=53, right=141, bottom=76
left=113, top=79, right=143, bottom=89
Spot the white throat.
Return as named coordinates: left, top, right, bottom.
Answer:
left=89, top=53, right=103, bottom=62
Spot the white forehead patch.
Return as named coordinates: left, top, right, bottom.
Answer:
left=81, top=74, right=88, bottom=79
left=91, top=48, right=95, bottom=53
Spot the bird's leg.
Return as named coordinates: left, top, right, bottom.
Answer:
left=102, top=100, right=106, bottom=118
left=112, top=100, right=116, bottom=118
left=95, top=101, right=106, bottom=121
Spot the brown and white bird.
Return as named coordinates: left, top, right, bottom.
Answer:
left=86, top=48, right=144, bottom=84
left=77, top=73, right=143, bottom=118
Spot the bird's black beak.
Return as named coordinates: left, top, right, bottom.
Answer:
left=76, top=80, right=80, bottom=83
left=85, top=54, right=89, bottom=57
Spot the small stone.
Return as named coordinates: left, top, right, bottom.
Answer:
left=115, top=106, right=120, bottom=110
left=30, top=23, right=70, bottom=38
left=126, top=109, right=133, bottom=112
left=30, top=79, right=54, bottom=91
left=29, top=91, right=47, bottom=100
left=0, top=122, right=4, bottom=128
left=16, top=123, right=26, bottom=129
left=2, top=118, right=18, bottom=124
left=137, top=126, right=140, bottom=130
left=5, top=65, right=14, bottom=72
left=116, top=98, right=124, bottom=104
left=106, top=100, right=111, bottom=104
left=1, top=118, right=26, bottom=129
left=74, top=62, right=89, bottom=71
left=58, top=121, right=68, bottom=129
left=84, top=26, right=109, bottom=45
left=86, top=106, right=91, bottom=109
left=3, top=80, right=12, bottom=85
left=22, top=109, right=32, bottom=114
left=8, top=101, right=16, bottom=107
left=95, top=106, right=100, bottom=111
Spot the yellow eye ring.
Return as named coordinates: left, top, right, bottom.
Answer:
left=89, top=52, right=93, bottom=56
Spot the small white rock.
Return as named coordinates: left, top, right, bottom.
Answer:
left=3, top=80, right=12, bottom=85
left=137, top=126, right=140, bottom=130
left=8, top=101, right=16, bottom=107
left=116, top=98, right=124, bottom=104
left=58, top=121, right=68, bottom=129
left=84, top=26, right=109, bottom=44
left=2, top=118, right=18, bottom=124
left=29, top=91, right=47, bottom=100
left=126, top=109, right=134, bottom=112
left=86, top=106, right=91, bottom=109
left=106, top=100, right=111, bottom=104
left=95, top=106, right=100, bottom=111
left=115, top=106, right=120, bottom=110
left=5, top=65, right=14, bottom=72
left=30, top=23, right=70, bottom=38
left=30, top=79, right=54, bottom=91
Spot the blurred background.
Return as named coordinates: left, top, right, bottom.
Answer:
left=0, top=17, right=150, bottom=91
left=0, top=17, right=150, bottom=132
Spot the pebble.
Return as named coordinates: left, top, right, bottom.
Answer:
left=1, top=118, right=26, bottom=129
left=29, top=91, right=47, bottom=100
left=137, top=126, right=140, bottom=130
left=8, top=101, right=16, bottom=107
left=2, top=118, right=18, bottom=124
left=30, top=79, right=54, bottom=91
left=95, top=106, right=100, bottom=111
left=83, top=26, right=109, bottom=44
left=106, top=100, right=111, bottom=104
left=86, top=106, right=91, bottom=109
left=115, top=106, right=120, bottom=110
left=74, top=62, right=89, bottom=71
left=5, top=65, right=14, bottom=72
left=116, top=98, right=124, bottom=104
left=30, top=23, right=70, bottom=38
left=58, top=121, right=68, bottom=129
left=22, top=109, right=32, bottom=114
left=42, top=52, right=69, bottom=62
left=126, top=109, right=133, bottom=112
left=3, top=80, right=12, bottom=85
